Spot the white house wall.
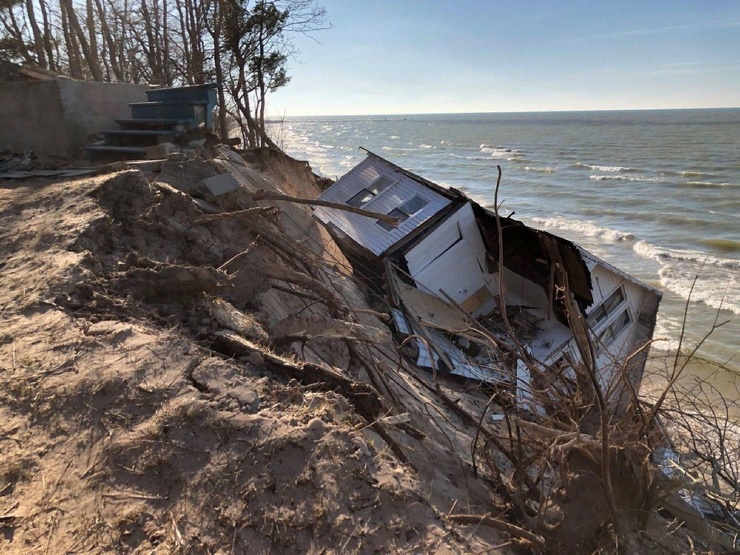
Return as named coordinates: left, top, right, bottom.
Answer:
left=314, top=156, right=452, bottom=256
left=405, top=203, right=494, bottom=306
left=585, top=259, right=656, bottom=395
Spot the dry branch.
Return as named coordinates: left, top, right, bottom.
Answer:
left=250, top=189, right=400, bottom=224
left=271, top=314, right=387, bottom=346
left=193, top=206, right=278, bottom=224
left=210, top=330, right=382, bottom=420
left=447, top=513, right=545, bottom=548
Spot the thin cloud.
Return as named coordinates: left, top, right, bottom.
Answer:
left=586, top=59, right=740, bottom=78
left=573, top=20, right=739, bottom=41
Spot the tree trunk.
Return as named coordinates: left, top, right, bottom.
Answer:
left=162, top=0, right=170, bottom=84
left=210, top=2, right=228, bottom=139
left=256, top=22, right=267, bottom=146
left=3, top=9, right=33, bottom=64
left=60, top=0, right=82, bottom=78
left=85, top=0, right=100, bottom=75
left=26, top=0, right=47, bottom=66
left=61, top=0, right=103, bottom=80
left=94, top=0, right=123, bottom=81
left=39, top=0, right=55, bottom=70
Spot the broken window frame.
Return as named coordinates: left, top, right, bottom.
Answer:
left=346, top=174, right=395, bottom=207
left=587, top=286, right=632, bottom=351
left=597, top=308, right=632, bottom=351
left=587, top=286, right=625, bottom=328
left=376, top=196, right=430, bottom=231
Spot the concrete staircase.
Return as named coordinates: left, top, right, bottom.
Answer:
left=87, top=83, right=217, bottom=161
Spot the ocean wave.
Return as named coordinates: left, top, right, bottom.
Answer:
left=658, top=265, right=739, bottom=316
left=524, top=166, right=556, bottom=173
left=572, top=162, right=637, bottom=173
left=480, top=144, right=523, bottom=159
left=633, top=241, right=740, bottom=269
left=651, top=318, right=683, bottom=353
left=590, top=174, right=661, bottom=182
left=633, top=240, right=740, bottom=315
left=700, top=238, right=740, bottom=254
left=662, top=170, right=717, bottom=178
left=420, top=144, right=434, bottom=149
left=683, top=181, right=735, bottom=189
left=531, top=217, right=635, bottom=242
left=449, top=154, right=496, bottom=161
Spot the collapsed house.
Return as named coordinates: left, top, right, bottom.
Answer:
left=313, top=149, right=662, bottom=410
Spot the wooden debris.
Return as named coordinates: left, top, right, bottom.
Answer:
left=271, top=314, right=388, bottom=346
left=447, top=513, right=545, bottom=548
left=210, top=330, right=382, bottom=420
left=251, top=188, right=400, bottom=225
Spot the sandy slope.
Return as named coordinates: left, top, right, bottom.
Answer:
left=0, top=154, right=509, bottom=554
left=2, top=148, right=727, bottom=554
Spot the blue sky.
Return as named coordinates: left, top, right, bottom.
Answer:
left=269, top=0, right=740, bottom=116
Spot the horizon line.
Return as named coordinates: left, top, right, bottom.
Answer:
left=269, top=105, right=740, bottom=119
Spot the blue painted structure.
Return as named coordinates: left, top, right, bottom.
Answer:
left=87, top=82, right=219, bottom=161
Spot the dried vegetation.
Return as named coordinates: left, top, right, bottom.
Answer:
left=0, top=146, right=736, bottom=554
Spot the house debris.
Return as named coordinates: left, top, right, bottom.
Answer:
left=313, top=149, right=662, bottom=411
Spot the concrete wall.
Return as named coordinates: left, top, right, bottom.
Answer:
left=0, top=80, right=149, bottom=158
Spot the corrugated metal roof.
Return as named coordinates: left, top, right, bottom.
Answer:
left=315, top=155, right=452, bottom=256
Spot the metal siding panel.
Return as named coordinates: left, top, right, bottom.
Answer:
left=314, top=157, right=452, bottom=255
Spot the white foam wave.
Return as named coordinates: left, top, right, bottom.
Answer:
left=573, top=162, right=636, bottom=173
left=651, top=318, right=683, bottom=353
left=480, top=144, right=523, bottom=159
left=634, top=241, right=740, bottom=315
left=684, top=181, right=734, bottom=188
left=679, top=170, right=716, bottom=178
left=531, top=216, right=635, bottom=242
left=420, top=144, right=434, bottom=149
left=590, top=174, right=660, bottom=182
left=524, top=166, right=555, bottom=174
left=659, top=265, right=739, bottom=315
left=449, top=154, right=496, bottom=161
left=633, top=241, right=740, bottom=270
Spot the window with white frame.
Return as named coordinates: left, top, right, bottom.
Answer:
left=587, top=286, right=631, bottom=350
left=597, top=309, right=631, bottom=346
left=377, top=196, right=429, bottom=231
left=347, top=175, right=394, bottom=207
left=587, top=287, right=625, bottom=327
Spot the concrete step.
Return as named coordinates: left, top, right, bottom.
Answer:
left=86, top=144, right=148, bottom=162
left=102, top=129, right=176, bottom=147
left=115, top=118, right=187, bottom=131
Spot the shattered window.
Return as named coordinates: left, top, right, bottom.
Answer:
left=587, top=286, right=625, bottom=328
left=347, top=175, right=394, bottom=207
left=598, top=309, right=631, bottom=348
left=376, top=196, right=429, bottom=231
left=369, top=175, right=393, bottom=195
left=348, top=189, right=375, bottom=207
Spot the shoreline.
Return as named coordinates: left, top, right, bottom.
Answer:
left=643, top=351, right=740, bottom=420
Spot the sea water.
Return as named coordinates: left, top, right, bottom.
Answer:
left=272, top=109, right=739, bottom=387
